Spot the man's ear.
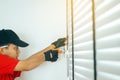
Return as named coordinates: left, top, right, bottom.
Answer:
left=0, top=48, right=2, bottom=53
left=0, top=48, right=5, bottom=54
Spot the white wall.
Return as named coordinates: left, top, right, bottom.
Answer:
left=0, top=0, right=67, bottom=80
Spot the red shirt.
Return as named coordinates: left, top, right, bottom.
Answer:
left=0, top=53, right=21, bottom=80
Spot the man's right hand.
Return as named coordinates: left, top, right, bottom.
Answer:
left=52, top=37, right=66, bottom=48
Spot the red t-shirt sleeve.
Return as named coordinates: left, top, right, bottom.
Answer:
left=0, top=54, right=20, bottom=74
left=14, top=71, right=21, bottom=77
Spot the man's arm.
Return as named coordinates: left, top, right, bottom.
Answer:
left=14, top=37, right=66, bottom=71
left=14, top=45, right=56, bottom=71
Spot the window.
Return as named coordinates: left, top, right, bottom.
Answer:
left=66, top=0, right=120, bottom=80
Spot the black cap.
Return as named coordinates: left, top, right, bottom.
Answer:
left=0, top=29, right=29, bottom=47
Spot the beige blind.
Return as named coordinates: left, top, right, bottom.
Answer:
left=95, top=0, right=120, bottom=80
left=67, top=0, right=120, bottom=80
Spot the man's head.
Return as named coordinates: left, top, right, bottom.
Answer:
left=0, top=29, right=29, bottom=58
left=0, top=44, right=20, bottom=58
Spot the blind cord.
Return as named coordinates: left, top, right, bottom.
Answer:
left=71, top=0, right=75, bottom=80
left=91, top=0, right=97, bottom=80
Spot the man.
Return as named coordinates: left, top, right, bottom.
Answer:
left=0, top=29, right=66, bottom=80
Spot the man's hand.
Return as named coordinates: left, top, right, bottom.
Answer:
left=44, top=50, right=58, bottom=61
left=52, top=37, right=66, bottom=48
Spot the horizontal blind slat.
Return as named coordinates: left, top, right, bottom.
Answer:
left=98, top=71, right=120, bottom=80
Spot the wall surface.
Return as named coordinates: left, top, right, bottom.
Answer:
left=0, top=0, right=67, bottom=80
